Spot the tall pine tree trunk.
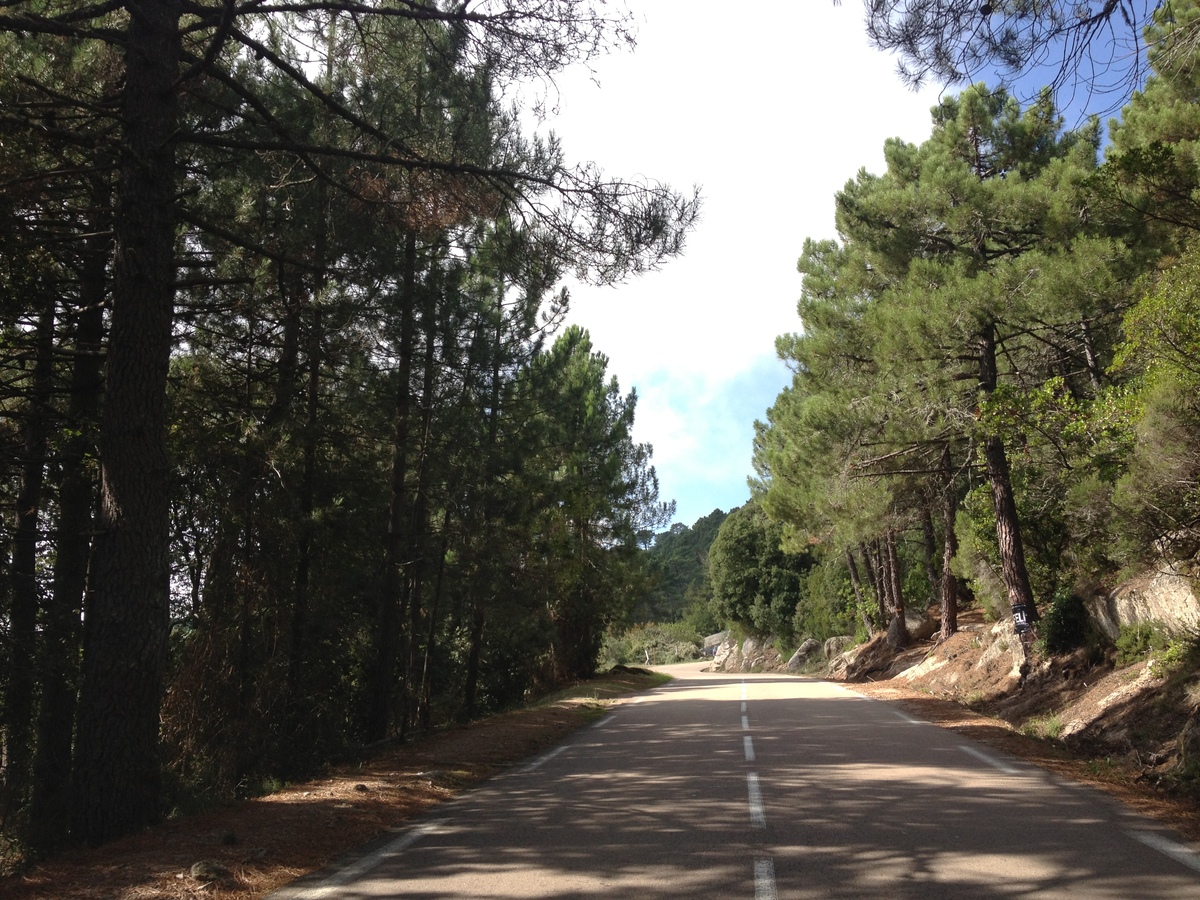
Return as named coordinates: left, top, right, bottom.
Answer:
left=4, top=297, right=55, bottom=815
left=978, top=322, right=1039, bottom=623
left=863, top=540, right=887, bottom=624
left=921, top=508, right=939, bottom=599
left=403, top=285, right=440, bottom=736
left=844, top=549, right=874, bottom=634
left=939, top=445, right=960, bottom=641
left=885, top=529, right=909, bottom=648
left=286, top=309, right=321, bottom=722
left=28, top=199, right=110, bottom=852
left=367, top=232, right=418, bottom=742
left=463, top=599, right=486, bottom=721
left=73, top=0, right=181, bottom=844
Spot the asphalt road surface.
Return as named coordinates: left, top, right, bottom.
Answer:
left=272, top=663, right=1200, bottom=898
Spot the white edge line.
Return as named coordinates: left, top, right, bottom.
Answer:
left=959, top=744, right=1019, bottom=775
left=522, top=744, right=567, bottom=773
left=891, top=709, right=922, bottom=725
left=747, top=772, right=766, bottom=828
left=298, top=820, right=445, bottom=898
left=754, top=858, right=778, bottom=900
left=1128, top=830, right=1200, bottom=874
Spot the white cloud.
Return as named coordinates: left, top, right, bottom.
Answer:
left=537, top=1, right=945, bottom=528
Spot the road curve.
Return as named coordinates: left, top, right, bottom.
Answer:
left=271, top=663, right=1200, bottom=898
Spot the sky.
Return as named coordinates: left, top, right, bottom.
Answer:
left=532, top=1, right=946, bottom=530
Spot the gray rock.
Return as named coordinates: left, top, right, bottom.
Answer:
left=739, top=636, right=761, bottom=671
left=886, top=608, right=938, bottom=647
left=828, top=636, right=894, bottom=681
left=190, top=860, right=233, bottom=883
left=786, top=638, right=823, bottom=671
left=907, top=608, right=939, bottom=641
left=823, top=635, right=855, bottom=659
left=711, top=635, right=738, bottom=671
left=1087, top=564, right=1200, bottom=641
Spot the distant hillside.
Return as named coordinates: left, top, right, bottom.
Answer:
left=636, top=509, right=728, bottom=622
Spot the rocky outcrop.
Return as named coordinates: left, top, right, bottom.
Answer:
left=1087, top=563, right=1200, bottom=640
left=885, top=608, right=939, bottom=649
left=824, top=635, right=855, bottom=659
left=703, top=631, right=728, bottom=656
left=711, top=634, right=738, bottom=671
left=709, top=634, right=784, bottom=672
left=827, top=635, right=896, bottom=681
left=786, top=638, right=823, bottom=671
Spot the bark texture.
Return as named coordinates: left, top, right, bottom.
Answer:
left=72, top=1, right=181, bottom=845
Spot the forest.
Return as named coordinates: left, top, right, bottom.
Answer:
left=0, top=0, right=697, bottom=859
left=752, top=0, right=1200, bottom=655
left=629, top=1, right=1200, bottom=671
left=1, top=0, right=1198, bottom=874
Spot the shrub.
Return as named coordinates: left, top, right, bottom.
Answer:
left=1149, top=630, right=1200, bottom=679
left=599, top=622, right=701, bottom=668
left=1037, top=590, right=1092, bottom=655
left=1115, top=621, right=1169, bottom=667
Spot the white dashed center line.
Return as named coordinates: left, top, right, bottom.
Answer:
left=746, top=772, right=766, bottom=828
left=754, top=858, right=778, bottom=899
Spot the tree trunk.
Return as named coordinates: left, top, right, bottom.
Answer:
left=921, top=507, right=939, bottom=599
left=1080, top=319, right=1102, bottom=394
left=367, top=231, right=418, bottom=742
left=868, top=538, right=892, bottom=618
left=73, top=0, right=182, bottom=845
left=858, top=542, right=883, bottom=627
left=403, top=282, right=439, bottom=736
left=419, top=530, right=451, bottom=732
left=4, top=297, right=55, bottom=815
left=844, top=548, right=873, bottom=634
left=885, top=529, right=909, bottom=648
left=28, top=199, right=110, bottom=852
left=978, top=322, right=1039, bottom=623
left=463, top=599, right=486, bottom=721
left=938, top=445, right=961, bottom=640
left=286, top=308, right=321, bottom=720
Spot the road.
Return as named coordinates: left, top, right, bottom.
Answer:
left=272, top=663, right=1200, bottom=898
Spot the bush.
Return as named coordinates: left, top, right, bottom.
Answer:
left=1115, top=621, right=1169, bottom=667
left=1149, top=630, right=1200, bottom=679
left=599, top=622, right=701, bottom=668
left=1037, top=591, right=1092, bottom=655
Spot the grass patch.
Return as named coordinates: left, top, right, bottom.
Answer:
left=1021, top=713, right=1064, bottom=740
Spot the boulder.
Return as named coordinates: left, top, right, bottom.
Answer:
left=703, top=630, right=728, bottom=655
left=885, top=608, right=939, bottom=648
left=709, top=634, right=785, bottom=672
left=827, top=634, right=895, bottom=681
left=711, top=635, right=738, bottom=671
left=740, top=636, right=782, bottom=671
left=1087, top=565, right=1200, bottom=641
left=786, top=638, right=823, bottom=671
left=824, top=635, right=855, bottom=659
